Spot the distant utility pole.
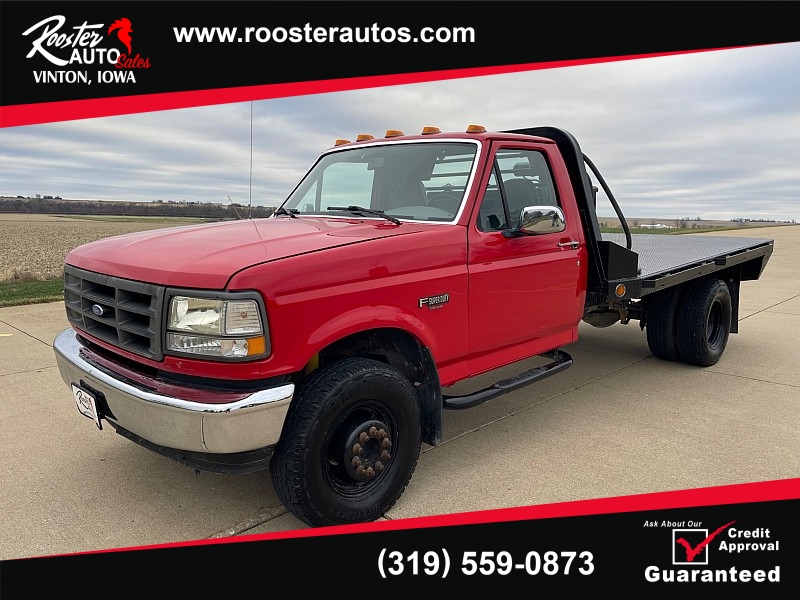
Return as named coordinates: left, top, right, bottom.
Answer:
left=227, top=196, right=243, bottom=220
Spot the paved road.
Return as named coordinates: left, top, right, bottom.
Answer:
left=1, top=226, right=797, bottom=559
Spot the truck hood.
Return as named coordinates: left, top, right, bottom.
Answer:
left=65, top=217, right=422, bottom=289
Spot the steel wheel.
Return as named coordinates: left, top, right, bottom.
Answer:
left=676, top=278, right=732, bottom=366
left=270, top=357, right=421, bottom=527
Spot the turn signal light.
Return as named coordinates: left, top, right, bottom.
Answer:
left=245, top=336, right=267, bottom=356
left=615, top=284, right=627, bottom=298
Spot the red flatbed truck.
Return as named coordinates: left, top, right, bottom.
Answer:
left=54, top=125, right=773, bottom=527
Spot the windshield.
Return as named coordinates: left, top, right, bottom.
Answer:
left=280, top=141, right=479, bottom=222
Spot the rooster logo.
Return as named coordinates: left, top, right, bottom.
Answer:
left=108, top=18, right=133, bottom=54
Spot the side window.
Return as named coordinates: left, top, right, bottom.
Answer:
left=477, top=170, right=507, bottom=231
left=477, top=149, right=559, bottom=232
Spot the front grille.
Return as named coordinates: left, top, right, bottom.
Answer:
left=63, top=265, right=165, bottom=360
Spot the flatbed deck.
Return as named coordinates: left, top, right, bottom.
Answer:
left=602, top=233, right=774, bottom=296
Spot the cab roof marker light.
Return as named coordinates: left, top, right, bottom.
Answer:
left=466, top=124, right=486, bottom=133
left=356, top=134, right=375, bottom=142
left=334, top=139, right=351, bottom=146
left=421, top=126, right=441, bottom=135
left=385, top=129, right=404, bottom=137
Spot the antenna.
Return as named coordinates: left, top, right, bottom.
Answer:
left=248, top=101, right=253, bottom=219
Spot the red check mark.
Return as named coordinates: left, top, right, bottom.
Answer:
left=675, top=520, right=736, bottom=562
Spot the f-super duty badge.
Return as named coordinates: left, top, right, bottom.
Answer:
left=419, top=293, right=450, bottom=309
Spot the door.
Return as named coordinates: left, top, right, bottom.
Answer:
left=467, top=143, right=585, bottom=373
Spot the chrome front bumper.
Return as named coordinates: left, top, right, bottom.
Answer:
left=53, top=328, right=294, bottom=454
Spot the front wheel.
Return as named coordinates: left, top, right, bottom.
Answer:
left=270, top=357, right=422, bottom=527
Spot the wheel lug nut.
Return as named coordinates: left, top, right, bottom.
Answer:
left=375, top=461, right=383, bottom=471
left=356, top=465, right=364, bottom=476
left=359, top=432, right=369, bottom=443
left=352, top=443, right=362, bottom=455
left=352, top=456, right=361, bottom=467
left=377, top=429, right=387, bottom=439
left=369, top=426, right=378, bottom=437
left=381, top=450, right=390, bottom=461
left=365, top=467, right=375, bottom=477
left=381, top=438, right=391, bottom=448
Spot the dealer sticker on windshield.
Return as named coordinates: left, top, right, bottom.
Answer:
left=72, top=383, right=102, bottom=430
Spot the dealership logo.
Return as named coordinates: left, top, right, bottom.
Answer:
left=108, top=18, right=133, bottom=54
left=22, top=15, right=151, bottom=85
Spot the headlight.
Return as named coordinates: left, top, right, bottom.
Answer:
left=166, top=293, right=269, bottom=359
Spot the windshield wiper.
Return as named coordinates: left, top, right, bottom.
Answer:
left=273, top=207, right=298, bottom=218
left=327, top=205, right=401, bottom=225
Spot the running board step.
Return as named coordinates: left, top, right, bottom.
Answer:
left=442, top=350, right=573, bottom=410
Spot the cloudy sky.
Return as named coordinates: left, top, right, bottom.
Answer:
left=2, top=42, right=799, bottom=221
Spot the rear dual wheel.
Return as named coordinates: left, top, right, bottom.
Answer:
left=676, top=278, right=732, bottom=366
left=646, top=278, right=732, bottom=366
left=645, top=286, right=682, bottom=361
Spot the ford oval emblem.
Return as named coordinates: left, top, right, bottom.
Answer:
left=92, top=304, right=104, bottom=316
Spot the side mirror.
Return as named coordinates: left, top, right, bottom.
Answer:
left=504, top=206, right=566, bottom=237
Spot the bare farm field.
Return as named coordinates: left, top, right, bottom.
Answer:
left=2, top=213, right=794, bottom=284
left=0, top=213, right=209, bottom=282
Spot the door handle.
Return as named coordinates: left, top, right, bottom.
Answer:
left=557, top=241, right=580, bottom=249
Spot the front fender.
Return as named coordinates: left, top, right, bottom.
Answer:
left=304, top=306, right=438, bottom=368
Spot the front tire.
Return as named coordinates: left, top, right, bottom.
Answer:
left=270, top=357, right=422, bottom=527
left=676, top=278, right=732, bottom=366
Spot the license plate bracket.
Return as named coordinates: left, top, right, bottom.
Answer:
left=72, top=383, right=102, bottom=430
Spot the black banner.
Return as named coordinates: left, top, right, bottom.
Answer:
left=2, top=488, right=798, bottom=593
left=2, top=1, right=800, bottom=125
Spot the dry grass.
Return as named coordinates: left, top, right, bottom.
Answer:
left=0, top=214, right=208, bottom=283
